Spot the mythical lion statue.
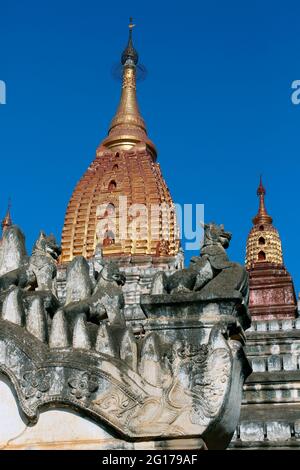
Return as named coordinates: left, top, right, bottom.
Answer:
left=0, top=227, right=61, bottom=318
left=0, top=227, right=60, bottom=292
left=30, top=231, right=61, bottom=291
left=0, top=228, right=61, bottom=295
left=151, top=222, right=249, bottom=303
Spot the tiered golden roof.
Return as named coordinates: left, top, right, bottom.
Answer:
left=245, top=177, right=283, bottom=269
left=61, top=23, right=179, bottom=263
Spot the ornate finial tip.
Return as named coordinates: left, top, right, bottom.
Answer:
left=121, top=17, right=138, bottom=66
left=257, top=175, right=266, bottom=196
left=129, top=17, right=136, bottom=29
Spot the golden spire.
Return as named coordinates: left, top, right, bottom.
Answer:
left=246, top=178, right=283, bottom=268
left=101, top=18, right=157, bottom=159
left=1, top=199, right=12, bottom=233
left=252, top=176, right=273, bottom=225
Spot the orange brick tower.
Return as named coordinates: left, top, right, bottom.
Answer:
left=61, top=21, right=180, bottom=265
left=245, top=178, right=297, bottom=320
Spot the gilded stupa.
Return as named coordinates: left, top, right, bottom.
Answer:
left=245, top=177, right=296, bottom=320
left=61, top=21, right=179, bottom=264
left=246, top=177, right=283, bottom=268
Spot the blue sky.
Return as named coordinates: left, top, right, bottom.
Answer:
left=0, top=0, right=300, bottom=293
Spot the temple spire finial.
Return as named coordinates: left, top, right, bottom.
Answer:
left=2, top=198, right=12, bottom=233
left=253, top=176, right=273, bottom=225
left=121, top=17, right=138, bottom=66
left=257, top=174, right=266, bottom=196
left=101, top=18, right=157, bottom=160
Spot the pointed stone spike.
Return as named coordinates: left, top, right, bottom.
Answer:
left=65, top=256, right=93, bottom=305
left=26, top=296, right=47, bottom=342
left=72, top=313, right=91, bottom=350
left=139, top=332, right=162, bottom=387
left=49, top=309, right=69, bottom=348
left=0, top=226, right=27, bottom=276
left=120, top=329, right=138, bottom=371
left=151, top=272, right=167, bottom=295
left=95, top=323, right=115, bottom=357
left=2, top=286, right=25, bottom=326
